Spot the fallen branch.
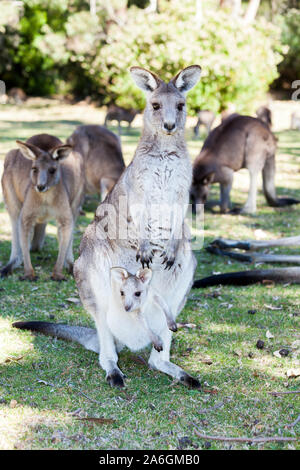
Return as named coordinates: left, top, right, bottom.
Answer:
left=288, top=415, right=300, bottom=428
left=194, top=428, right=298, bottom=443
left=268, top=390, right=300, bottom=396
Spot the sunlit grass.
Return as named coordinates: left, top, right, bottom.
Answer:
left=0, top=99, right=299, bottom=450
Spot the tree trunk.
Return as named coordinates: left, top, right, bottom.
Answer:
left=243, top=0, right=261, bottom=24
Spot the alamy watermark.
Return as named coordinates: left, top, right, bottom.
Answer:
left=94, top=197, right=205, bottom=252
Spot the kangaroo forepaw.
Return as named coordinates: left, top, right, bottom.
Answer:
left=136, top=245, right=154, bottom=268
left=180, top=373, right=201, bottom=390
left=168, top=321, right=178, bottom=332
left=153, top=341, right=163, bottom=352
left=106, top=370, right=126, bottom=388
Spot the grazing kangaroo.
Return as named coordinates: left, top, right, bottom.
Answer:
left=67, top=125, right=125, bottom=201
left=104, top=104, right=139, bottom=134
left=193, top=110, right=215, bottom=137
left=1, top=134, right=84, bottom=281
left=191, top=114, right=300, bottom=214
left=14, top=65, right=202, bottom=389
left=193, top=235, right=300, bottom=288
left=255, top=106, right=272, bottom=128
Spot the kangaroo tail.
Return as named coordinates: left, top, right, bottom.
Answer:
left=12, top=321, right=99, bottom=353
left=263, top=156, right=300, bottom=207
left=192, top=267, right=300, bottom=288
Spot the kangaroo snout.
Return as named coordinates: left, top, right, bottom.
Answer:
left=163, top=122, right=176, bottom=133
left=37, top=184, right=47, bottom=192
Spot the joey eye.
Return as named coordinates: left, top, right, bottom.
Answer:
left=48, top=167, right=56, bottom=175
left=152, top=103, right=160, bottom=111
left=177, top=103, right=184, bottom=111
left=135, top=292, right=141, bottom=297
left=120, top=291, right=124, bottom=296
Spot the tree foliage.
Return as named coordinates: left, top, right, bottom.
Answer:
left=0, top=0, right=287, bottom=113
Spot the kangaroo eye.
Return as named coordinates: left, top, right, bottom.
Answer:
left=152, top=103, right=160, bottom=111
left=48, top=167, right=56, bottom=174
left=177, top=103, right=184, bottom=111
left=135, top=292, right=141, bottom=297
left=120, top=291, right=124, bottom=296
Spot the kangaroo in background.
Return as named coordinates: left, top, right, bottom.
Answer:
left=255, top=106, right=272, bottom=128
left=1, top=134, right=84, bottom=281
left=67, top=125, right=125, bottom=201
left=14, top=65, right=202, bottom=389
left=104, top=104, right=139, bottom=134
left=193, top=110, right=215, bottom=137
left=191, top=114, right=299, bottom=214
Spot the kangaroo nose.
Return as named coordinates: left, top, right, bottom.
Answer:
left=37, top=184, right=46, bottom=192
left=125, top=305, right=132, bottom=312
left=164, top=122, right=176, bottom=131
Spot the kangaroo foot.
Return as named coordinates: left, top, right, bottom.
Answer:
left=106, top=369, right=126, bottom=388
left=180, top=373, right=201, bottom=390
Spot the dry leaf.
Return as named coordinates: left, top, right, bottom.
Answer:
left=177, top=322, right=197, bottom=329
left=286, top=368, right=300, bottom=378
left=10, top=399, right=18, bottom=408
left=266, top=330, right=274, bottom=339
left=264, top=304, right=282, bottom=311
left=273, top=350, right=282, bottom=358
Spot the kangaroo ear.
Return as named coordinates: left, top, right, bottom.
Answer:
left=202, top=172, right=215, bottom=185
left=16, top=140, right=39, bottom=160
left=136, top=268, right=152, bottom=285
left=172, top=65, right=201, bottom=94
left=130, top=67, right=161, bottom=93
left=51, top=144, right=72, bottom=161
left=110, top=267, right=129, bottom=283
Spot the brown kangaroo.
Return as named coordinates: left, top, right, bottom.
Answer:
left=67, top=125, right=125, bottom=201
left=1, top=134, right=84, bottom=281
left=191, top=114, right=299, bottom=214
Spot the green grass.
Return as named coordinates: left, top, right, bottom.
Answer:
left=0, top=100, right=299, bottom=450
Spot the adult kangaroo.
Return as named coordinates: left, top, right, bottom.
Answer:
left=1, top=134, right=84, bottom=281
left=14, top=65, right=202, bottom=389
left=191, top=115, right=300, bottom=214
left=67, top=125, right=125, bottom=201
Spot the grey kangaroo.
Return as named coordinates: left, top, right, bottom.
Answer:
left=14, top=65, right=202, bottom=389
left=193, top=110, right=215, bottom=137
left=1, top=134, right=84, bottom=281
left=67, top=125, right=125, bottom=201
left=191, top=114, right=299, bottom=214
left=104, top=104, right=139, bottom=134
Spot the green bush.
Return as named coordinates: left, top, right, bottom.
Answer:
left=0, top=0, right=283, bottom=112
left=91, top=2, right=282, bottom=114
left=277, top=8, right=300, bottom=85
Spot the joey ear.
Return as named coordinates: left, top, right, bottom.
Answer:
left=202, top=172, right=215, bottom=185
left=172, top=65, right=201, bottom=94
left=16, top=140, right=39, bottom=161
left=136, top=268, right=152, bottom=285
left=110, top=267, right=129, bottom=283
left=51, top=144, right=72, bottom=161
left=130, top=67, right=162, bottom=94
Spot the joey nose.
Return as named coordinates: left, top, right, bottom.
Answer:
left=125, top=304, right=132, bottom=312
left=37, top=184, right=46, bottom=192
left=164, top=122, right=176, bottom=131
